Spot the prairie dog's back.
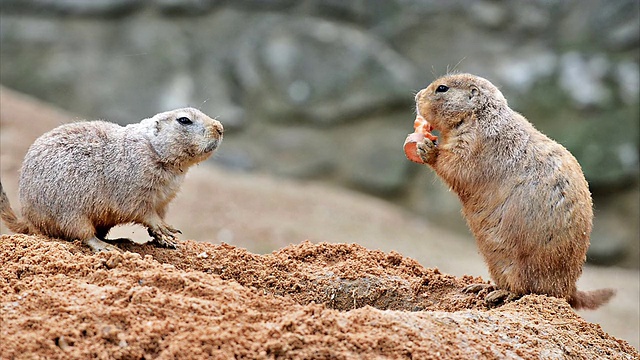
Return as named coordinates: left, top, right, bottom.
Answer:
left=18, top=121, right=140, bottom=238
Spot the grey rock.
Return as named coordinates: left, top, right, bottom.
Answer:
left=228, top=0, right=297, bottom=11
left=591, top=0, right=640, bottom=51
left=340, top=119, right=413, bottom=196
left=614, top=61, right=640, bottom=105
left=467, top=1, right=508, bottom=29
left=154, top=0, right=220, bottom=15
left=606, top=20, right=640, bottom=51
left=305, top=0, right=402, bottom=25
left=512, top=3, right=551, bottom=32
left=234, top=15, right=418, bottom=125
left=257, top=127, right=337, bottom=179
left=561, top=110, right=638, bottom=188
left=405, top=170, right=468, bottom=235
left=495, top=46, right=557, bottom=94
left=1, top=0, right=142, bottom=17
left=211, top=142, right=256, bottom=172
left=559, top=52, right=611, bottom=108
left=588, top=189, right=640, bottom=266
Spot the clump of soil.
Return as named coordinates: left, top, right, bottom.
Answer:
left=115, top=237, right=489, bottom=313
left=1, top=235, right=637, bottom=359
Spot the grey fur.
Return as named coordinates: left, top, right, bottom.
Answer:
left=0, top=107, right=223, bottom=252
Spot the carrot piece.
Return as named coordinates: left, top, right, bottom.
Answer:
left=413, top=116, right=437, bottom=141
left=404, top=132, right=426, bottom=164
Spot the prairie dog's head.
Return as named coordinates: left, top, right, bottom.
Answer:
left=141, top=107, right=224, bottom=168
left=415, top=74, right=508, bottom=136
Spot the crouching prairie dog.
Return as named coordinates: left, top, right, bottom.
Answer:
left=0, top=107, right=223, bottom=252
left=405, top=73, right=614, bottom=310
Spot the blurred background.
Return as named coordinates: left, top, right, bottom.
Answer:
left=0, top=0, right=639, bottom=348
left=1, top=0, right=637, bottom=266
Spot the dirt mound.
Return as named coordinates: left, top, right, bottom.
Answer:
left=1, top=235, right=636, bottom=359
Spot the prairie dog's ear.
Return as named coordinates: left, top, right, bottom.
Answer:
left=469, top=85, right=479, bottom=100
left=138, top=117, right=161, bottom=137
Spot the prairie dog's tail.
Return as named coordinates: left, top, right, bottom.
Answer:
left=569, top=288, right=616, bottom=310
left=0, top=181, right=30, bottom=234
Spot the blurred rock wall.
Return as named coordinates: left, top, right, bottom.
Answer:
left=1, top=0, right=638, bottom=266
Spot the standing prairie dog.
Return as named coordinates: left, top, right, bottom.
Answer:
left=406, top=73, right=614, bottom=310
left=0, top=107, right=223, bottom=252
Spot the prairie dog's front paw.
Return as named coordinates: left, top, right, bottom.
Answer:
left=147, top=223, right=181, bottom=249
left=416, top=137, right=438, bottom=164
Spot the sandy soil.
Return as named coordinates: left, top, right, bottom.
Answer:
left=1, top=86, right=639, bottom=357
left=1, top=234, right=637, bottom=359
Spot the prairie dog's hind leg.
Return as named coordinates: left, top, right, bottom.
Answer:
left=462, top=283, right=520, bottom=307
left=75, top=220, right=121, bottom=252
left=463, top=283, right=496, bottom=294
left=84, top=236, right=123, bottom=253
left=485, top=289, right=520, bottom=307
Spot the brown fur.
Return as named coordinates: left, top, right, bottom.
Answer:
left=0, top=107, right=223, bottom=251
left=414, top=73, right=614, bottom=309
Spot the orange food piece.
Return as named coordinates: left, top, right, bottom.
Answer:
left=404, top=116, right=437, bottom=164
left=403, top=132, right=426, bottom=164
left=413, top=116, right=438, bottom=141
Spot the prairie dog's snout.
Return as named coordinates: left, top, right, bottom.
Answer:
left=202, top=118, right=224, bottom=153
left=208, top=120, right=224, bottom=138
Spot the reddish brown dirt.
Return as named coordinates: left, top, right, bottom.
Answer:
left=1, top=235, right=637, bottom=359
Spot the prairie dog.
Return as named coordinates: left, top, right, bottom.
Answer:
left=408, top=73, right=614, bottom=309
left=0, top=107, right=223, bottom=252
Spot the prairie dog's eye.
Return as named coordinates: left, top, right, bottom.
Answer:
left=435, top=85, right=449, bottom=93
left=176, top=117, right=193, bottom=125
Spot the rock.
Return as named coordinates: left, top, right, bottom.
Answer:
left=560, top=109, right=639, bottom=188
left=1, top=0, right=142, bottom=17
left=257, top=126, right=337, bottom=179
left=614, top=61, right=640, bottom=104
left=511, top=2, right=550, bottom=32
left=559, top=52, right=611, bottom=108
left=230, top=0, right=296, bottom=11
left=495, top=46, right=557, bottom=94
left=591, top=0, right=640, bottom=51
left=234, top=15, right=418, bottom=125
left=467, top=1, right=508, bottom=29
left=306, top=0, right=402, bottom=25
left=589, top=188, right=640, bottom=267
left=155, top=0, right=220, bottom=15
left=211, top=141, right=256, bottom=172
left=606, top=19, right=640, bottom=51
left=405, top=170, right=468, bottom=234
left=341, top=119, right=413, bottom=196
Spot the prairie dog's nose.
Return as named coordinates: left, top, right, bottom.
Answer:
left=415, top=89, right=425, bottom=103
left=209, top=120, right=224, bottom=138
